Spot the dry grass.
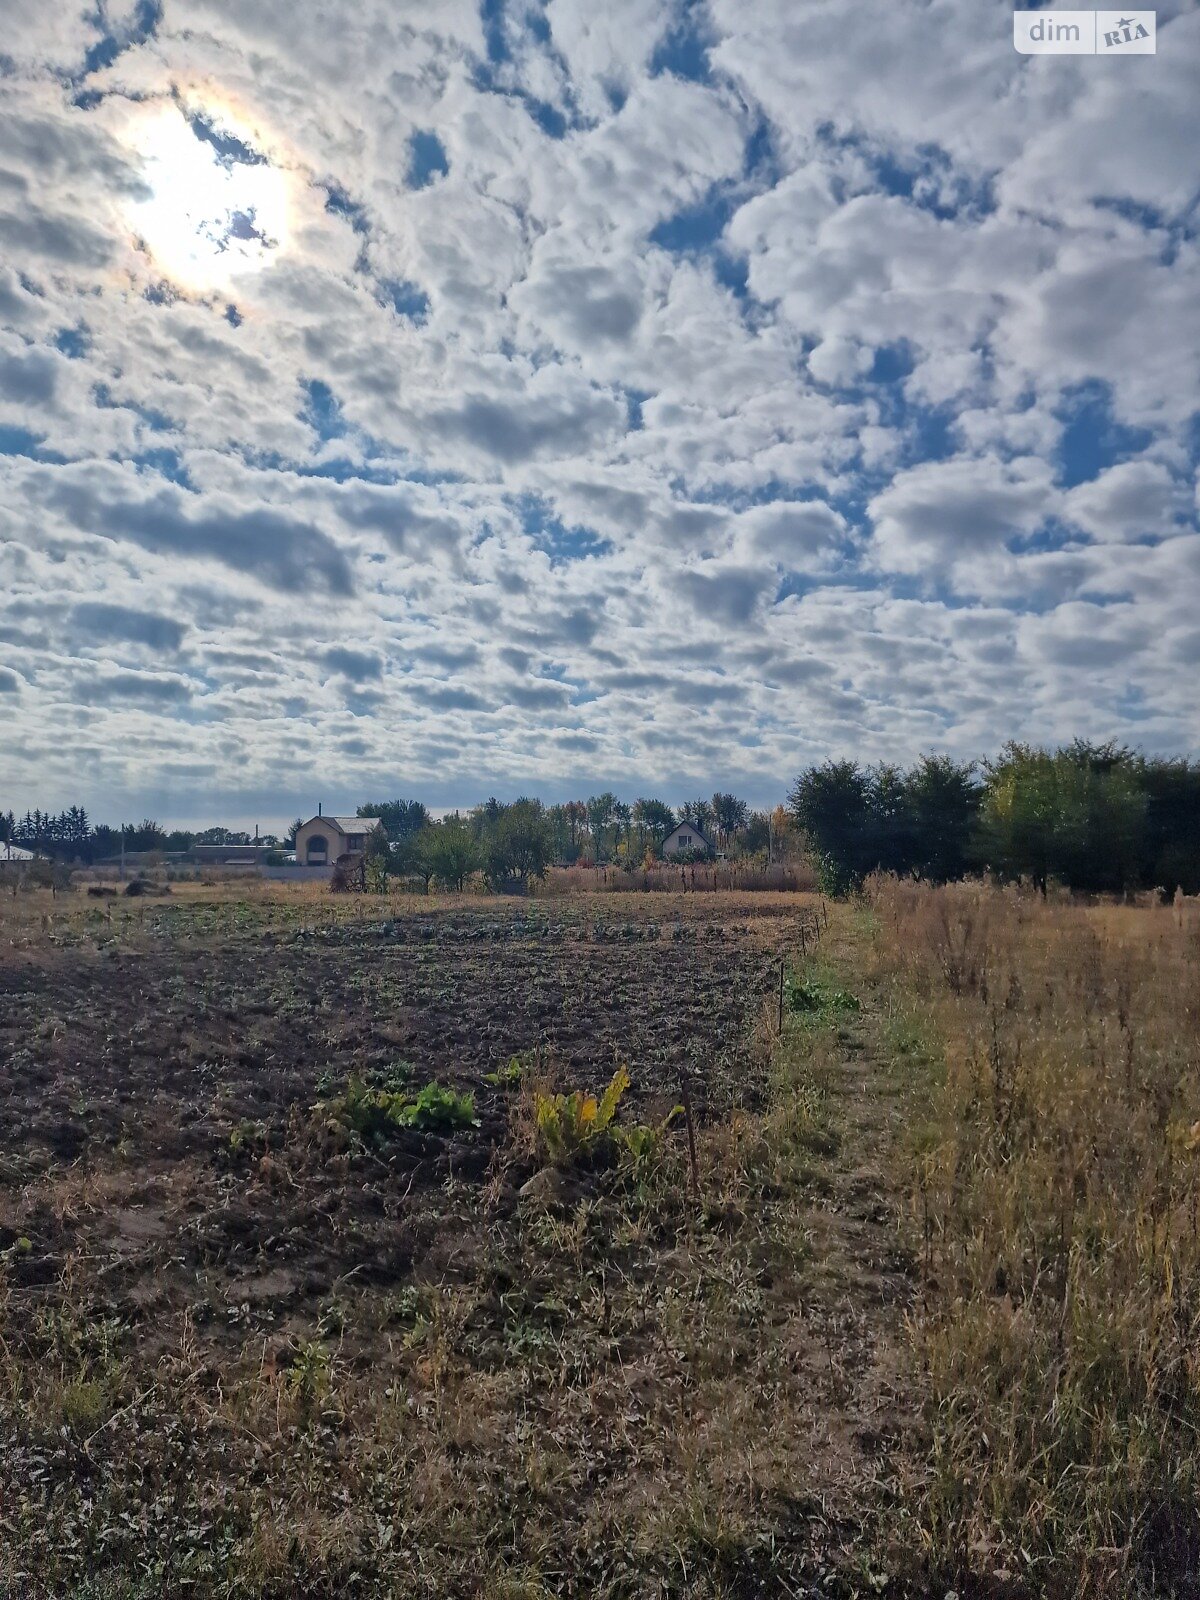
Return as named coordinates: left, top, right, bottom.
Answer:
left=868, top=875, right=1200, bottom=1598
left=540, top=862, right=818, bottom=895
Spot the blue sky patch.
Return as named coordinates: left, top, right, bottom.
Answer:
left=408, top=130, right=449, bottom=189
left=377, top=278, right=430, bottom=322
left=1057, top=381, right=1155, bottom=488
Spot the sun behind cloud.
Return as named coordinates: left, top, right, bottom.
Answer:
left=124, top=103, right=291, bottom=293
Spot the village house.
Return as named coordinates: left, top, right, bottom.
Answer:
left=661, top=821, right=712, bottom=858
left=0, top=842, right=38, bottom=871
left=293, top=811, right=384, bottom=868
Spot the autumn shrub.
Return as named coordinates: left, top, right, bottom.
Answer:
left=534, top=1065, right=632, bottom=1165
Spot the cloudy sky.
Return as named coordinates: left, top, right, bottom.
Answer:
left=1, top=0, right=1197, bottom=825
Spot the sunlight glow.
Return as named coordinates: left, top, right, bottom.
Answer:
left=126, top=105, right=290, bottom=293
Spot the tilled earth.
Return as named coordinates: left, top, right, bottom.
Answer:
left=0, top=896, right=797, bottom=1344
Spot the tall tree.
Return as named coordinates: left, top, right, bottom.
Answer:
left=585, top=792, right=617, bottom=861
left=485, top=799, right=552, bottom=890
left=680, top=798, right=714, bottom=838
left=788, top=761, right=871, bottom=892
left=418, top=817, right=480, bottom=892
left=359, top=799, right=429, bottom=841
left=710, top=793, right=749, bottom=850
left=904, top=756, right=979, bottom=881
left=632, top=798, right=675, bottom=844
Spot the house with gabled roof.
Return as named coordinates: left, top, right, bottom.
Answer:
left=294, top=810, right=383, bottom=868
left=662, top=820, right=712, bottom=858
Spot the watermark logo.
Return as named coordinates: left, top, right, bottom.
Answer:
left=1014, top=11, right=1156, bottom=55
left=1098, top=11, right=1155, bottom=49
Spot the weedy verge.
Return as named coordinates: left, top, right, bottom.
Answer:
left=869, top=876, right=1200, bottom=1599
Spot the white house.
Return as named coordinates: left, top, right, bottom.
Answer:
left=0, top=842, right=37, bottom=870
left=293, top=812, right=383, bottom=868
left=662, top=821, right=711, bottom=858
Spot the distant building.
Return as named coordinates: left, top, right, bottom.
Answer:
left=189, top=842, right=275, bottom=867
left=293, top=812, right=384, bottom=868
left=0, top=842, right=37, bottom=869
left=662, top=821, right=711, bottom=858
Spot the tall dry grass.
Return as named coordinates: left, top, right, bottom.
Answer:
left=868, top=875, right=1200, bottom=1596
left=539, top=861, right=817, bottom=895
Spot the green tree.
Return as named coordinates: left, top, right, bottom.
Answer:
left=585, top=792, right=617, bottom=862
left=904, top=755, right=979, bottom=882
left=632, top=798, right=675, bottom=845
left=418, top=817, right=480, bottom=892
left=680, top=798, right=714, bottom=839
left=485, top=799, right=552, bottom=891
left=862, top=765, right=912, bottom=876
left=977, top=743, right=1146, bottom=894
left=710, top=793, right=749, bottom=851
left=788, top=761, right=871, bottom=892
left=359, top=799, right=429, bottom=841
left=1137, top=757, right=1200, bottom=894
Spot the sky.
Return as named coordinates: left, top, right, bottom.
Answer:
left=0, top=0, right=1198, bottom=828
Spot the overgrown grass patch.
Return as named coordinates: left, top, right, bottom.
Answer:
left=869, top=875, right=1200, bottom=1599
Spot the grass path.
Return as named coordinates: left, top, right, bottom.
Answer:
left=769, top=906, right=924, bottom=1588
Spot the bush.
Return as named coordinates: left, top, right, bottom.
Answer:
left=786, top=978, right=860, bottom=1015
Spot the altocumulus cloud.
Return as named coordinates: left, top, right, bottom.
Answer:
left=0, top=0, right=1196, bottom=821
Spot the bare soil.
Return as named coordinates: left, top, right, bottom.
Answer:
left=0, top=890, right=921, bottom=1598
left=0, top=897, right=795, bottom=1347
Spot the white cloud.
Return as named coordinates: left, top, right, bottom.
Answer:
left=1065, top=461, right=1189, bottom=543
left=869, top=455, right=1057, bottom=580
left=1, top=0, right=1197, bottom=819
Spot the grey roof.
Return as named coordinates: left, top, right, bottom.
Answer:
left=307, top=815, right=382, bottom=833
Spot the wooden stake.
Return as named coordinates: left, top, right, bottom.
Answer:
left=777, top=956, right=785, bottom=1034
left=680, top=1073, right=700, bottom=1197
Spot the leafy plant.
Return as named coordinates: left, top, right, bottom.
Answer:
left=787, top=978, right=860, bottom=1015
left=534, top=1064, right=631, bottom=1165
left=402, top=1081, right=479, bottom=1131
left=486, top=1055, right=528, bottom=1087
left=613, top=1108, right=681, bottom=1173
left=285, top=1339, right=331, bottom=1406
left=321, top=1075, right=478, bottom=1143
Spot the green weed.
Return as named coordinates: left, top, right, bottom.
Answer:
left=533, top=1065, right=630, bottom=1165
left=786, top=977, right=860, bottom=1015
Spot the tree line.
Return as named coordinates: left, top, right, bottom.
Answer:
left=788, top=743, right=1200, bottom=896
left=1, top=793, right=782, bottom=878
left=9, top=745, right=1197, bottom=898
left=347, top=793, right=787, bottom=894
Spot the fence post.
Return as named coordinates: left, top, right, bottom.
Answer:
left=777, top=956, right=785, bottom=1034
left=680, top=1073, right=700, bottom=1197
